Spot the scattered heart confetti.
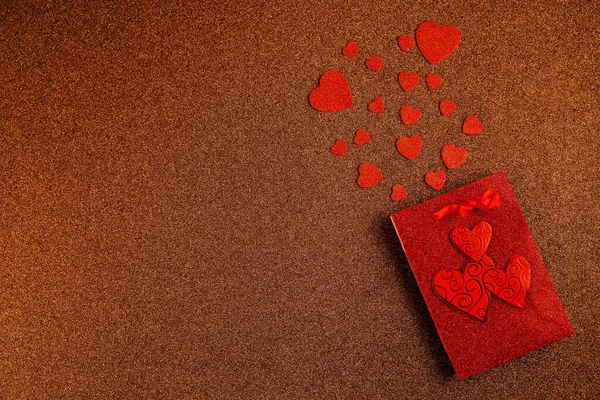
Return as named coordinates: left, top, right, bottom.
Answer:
left=426, top=73, right=443, bottom=90
left=396, top=135, right=423, bottom=160
left=367, top=97, right=384, bottom=113
left=399, top=71, right=419, bottom=92
left=357, top=162, right=383, bottom=188
left=309, top=70, right=353, bottom=112
left=425, top=170, right=446, bottom=191
left=439, top=99, right=457, bottom=116
left=483, top=255, right=531, bottom=308
left=416, top=21, right=460, bottom=64
left=432, top=256, right=495, bottom=321
left=400, top=105, right=422, bottom=125
left=397, top=35, right=414, bottom=52
left=330, top=139, right=348, bottom=155
left=354, top=129, right=370, bottom=145
left=365, top=55, right=382, bottom=71
left=450, top=221, right=492, bottom=262
left=441, top=143, right=468, bottom=169
left=342, top=41, right=359, bottom=57
left=463, top=114, right=484, bottom=135
left=391, top=184, right=408, bottom=201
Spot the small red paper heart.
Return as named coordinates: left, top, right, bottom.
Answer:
left=330, top=139, right=347, bottom=155
left=342, top=41, right=359, bottom=57
left=483, top=255, right=531, bottom=308
left=357, top=162, right=383, bottom=188
left=439, top=99, right=456, bottom=116
left=432, top=257, right=495, bottom=321
left=397, top=35, right=414, bottom=52
left=396, top=136, right=423, bottom=160
left=354, top=129, right=370, bottom=145
left=441, top=143, right=468, bottom=169
left=309, top=70, right=353, bottom=112
left=463, top=114, right=484, bottom=135
left=391, top=184, right=408, bottom=201
left=425, top=170, right=446, bottom=191
left=416, top=21, right=461, bottom=64
left=365, top=55, right=382, bottom=71
left=426, top=73, right=443, bottom=90
left=400, top=105, right=421, bottom=125
left=398, top=71, right=419, bottom=92
left=367, top=97, right=384, bottom=113
left=450, top=221, right=492, bottom=262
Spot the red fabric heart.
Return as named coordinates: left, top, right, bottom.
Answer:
left=354, top=129, right=370, bottom=145
left=483, top=255, right=531, bottom=308
left=309, top=70, right=353, bottom=112
left=367, top=97, right=384, bottom=113
left=426, top=73, right=443, bottom=90
left=439, top=99, right=456, bottom=116
left=396, top=135, right=423, bottom=160
left=397, top=35, right=414, bottom=52
left=365, top=55, right=382, bottom=71
left=391, top=184, right=408, bottom=201
left=432, top=256, right=495, bottom=321
left=425, top=170, right=446, bottom=191
left=330, top=139, right=347, bottom=155
left=450, top=221, right=492, bottom=262
left=416, top=21, right=461, bottom=64
left=400, top=105, right=421, bottom=125
left=342, top=41, right=359, bottom=57
left=399, top=71, right=419, bottom=92
left=463, top=114, right=484, bottom=135
left=357, top=162, right=383, bottom=188
left=441, top=143, right=468, bottom=169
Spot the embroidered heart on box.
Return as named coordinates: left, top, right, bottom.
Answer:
left=432, top=256, right=495, bottom=321
left=309, top=70, right=353, bottom=112
left=416, top=21, right=460, bottom=64
left=483, top=255, right=531, bottom=308
left=450, top=221, right=492, bottom=262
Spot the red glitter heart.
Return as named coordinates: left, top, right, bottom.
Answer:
left=342, top=41, right=359, bottom=57
left=391, top=184, right=408, bottom=201
left=397, top=35, right=414, bottom=52
left=425, top=170, right=446, bottom=191
left=396, top=135, right=423, bottom=160
left=330, top=139, right=347, bottom=155
left=463, top=114, right=484, bottom=135
left=416, top=21, right=461, bottom=64
left=440, top=99, right=457, bottom=116
left=450, top=221, right=492, bottom=262
left=354, top=129, right=370, bottom=145
left=365, top=55, right=382, bottom=71
left=399, top=71, right=419, bottom=92
left=309, top=70, right=353, bottom=112
left=483, top=255, right=531, bottom=308
left=426, top=73, right=443, bottom=90
left=400, top=105, right=421, bottom=125
left=357, top=162, right=382, bottom=188
left=441, top=143, right=467, bottom=169
left=367, top=97, right=384, bottom=113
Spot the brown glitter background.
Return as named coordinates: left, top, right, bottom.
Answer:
left=0, top=1, right=599, bottom=398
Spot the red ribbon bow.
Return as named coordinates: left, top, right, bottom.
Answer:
left=432, top=190, right=501, bottom=220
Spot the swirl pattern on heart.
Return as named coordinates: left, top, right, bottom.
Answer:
left=450, top=221, right=492, bottom=262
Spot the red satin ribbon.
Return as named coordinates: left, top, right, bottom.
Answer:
left=432, top=189, right=501, bottom=220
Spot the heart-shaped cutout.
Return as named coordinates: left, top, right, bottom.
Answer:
left=391, top=184, right=408, bottom=201
left=425, top=170, right=446, bottom=191
left=357, top=162, right=382, bottom=188
left=441, top=143, right=467, bottom=169
left=440, top=99, right=456, bottom=116
left=342, top=41, right=359, bottom=57
left=426, top=73, right=443, bottom=90
left=396, top=135, right=423, bottom=160
left=309, top=70, right=353, bottom=112
left=330, top=139, right=347, bottom=155
left=367, top=97, right=384, bottom=113
left=483, top=255, right=531, bottom=308
left=399, top=71, right=419, bottom=92
left=354, top=129, right=370, bottom=145
left=400, top=105, right=421, bottom=125
left=397, top=35, right=414, bottom=52
left=432, top=257, right=495, bottom=321
left=450, top=221, right=492, bottom=262
left=416, top=21, right=461, bottom=64
left=365, top=55, right=382, bottom=71
left=463, top=114, right=484, bottom=135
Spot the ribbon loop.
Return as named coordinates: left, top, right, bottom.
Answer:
left=432, top=190, right=501, bottom=220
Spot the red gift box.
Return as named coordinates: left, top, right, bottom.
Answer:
left=390, top=171, right=573, bottom=379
